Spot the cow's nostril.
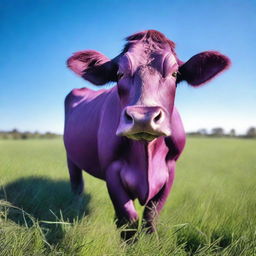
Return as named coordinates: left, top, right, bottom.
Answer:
left=153, top=111, right=162, bottom=123
left=124, top=110, right=133, bottom=123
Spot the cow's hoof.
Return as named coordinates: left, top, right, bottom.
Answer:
left=142, top=221, right=156, bottom=234
left=116, top=219, right=138, bottom=242
left=120, top=229, right=138, bottom=243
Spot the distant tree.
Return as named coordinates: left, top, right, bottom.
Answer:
left=0, top=132, right=9, bottom=139
left=211, top=127, right=224, bottom=137
left=198, top=129, right=207, bottom=136
left=10, top=128, right=21, bottom=139
left=246, top=127, right=256, bottom=138
left=44, top=132, right=58, bottom=139
left=0, top=129, right=61, bottom=140
left=230, top=129, right=236, bottom=137
left=21, top=131, right=32, bottom=139
left=34, top=131, right=40, bottom=138
left=21, top=133, right=28, bottom=139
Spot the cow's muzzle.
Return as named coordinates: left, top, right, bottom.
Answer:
left=116, top=106, right=171, bottom=141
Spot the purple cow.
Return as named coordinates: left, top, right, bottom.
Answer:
left=64, top=30, right=230, bottom=234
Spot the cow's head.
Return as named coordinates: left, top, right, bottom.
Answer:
left=67, top=30, right=230, bottom=141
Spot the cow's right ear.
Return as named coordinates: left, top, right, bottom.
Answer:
left=67, top=50, right=118, bottom=85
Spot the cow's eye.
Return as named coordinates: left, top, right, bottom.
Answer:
left=117, top=72, right=124, bottom=80
left=172, top=71, right=178, bottom=78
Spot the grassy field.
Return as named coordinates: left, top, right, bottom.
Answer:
left=0, top=138, right=255, bottom=255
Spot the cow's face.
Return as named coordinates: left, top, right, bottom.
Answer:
left=67, top=30, right=230, bottom=141
left=115, top=44, right=179, bottom=140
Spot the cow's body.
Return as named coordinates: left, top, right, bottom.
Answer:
left=64, top=86, right=185, bottom=205
left=64, top=30, right=230, bottom=236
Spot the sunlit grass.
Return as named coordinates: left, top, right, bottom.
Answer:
left=0, top=138, right=255, bottom=255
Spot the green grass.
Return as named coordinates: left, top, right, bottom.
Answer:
left=0, top=138, right=255, bottom=255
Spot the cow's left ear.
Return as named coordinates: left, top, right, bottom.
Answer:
left=67, top=50, right=118, bottom=85
left=177, top=51, right=230, bottom=86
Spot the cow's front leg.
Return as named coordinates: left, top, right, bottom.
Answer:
left=106, top=162, right=138, bottom=239
left=143, top=161, right=176, bottom=233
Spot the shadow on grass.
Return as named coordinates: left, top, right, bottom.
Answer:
left=0, top=176, right=91, bottom=244
left=174, top=224, right=234, bottom=255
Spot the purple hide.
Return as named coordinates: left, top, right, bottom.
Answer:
left=64, top=30, right=230, bottom=233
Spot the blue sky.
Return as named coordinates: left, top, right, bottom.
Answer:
left=0, top=0, right=255, bottom=134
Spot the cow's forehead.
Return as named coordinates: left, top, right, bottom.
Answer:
left=120, top=42, right=177, bottom=72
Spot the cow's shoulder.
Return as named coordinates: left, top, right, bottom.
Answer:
left=65, top=87, right=104, bottom=113
left=65, top=87, right=89, bottom=109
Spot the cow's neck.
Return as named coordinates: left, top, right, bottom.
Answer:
left=123, top=137, right=170, bottom=204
